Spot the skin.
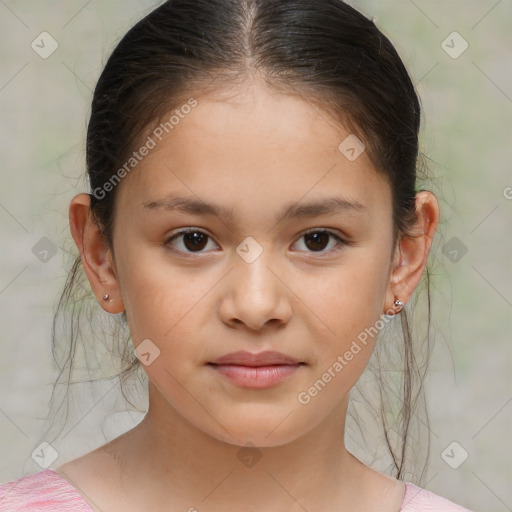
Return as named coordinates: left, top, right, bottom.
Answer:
left=58, top=77, right=439, bottom=512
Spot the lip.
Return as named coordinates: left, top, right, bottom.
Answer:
left=208, top=351, right=305, bottom=389
left=209, top=350, right=302, bottom=366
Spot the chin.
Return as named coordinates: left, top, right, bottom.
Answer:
left=201, top=414, right=311, bottom=449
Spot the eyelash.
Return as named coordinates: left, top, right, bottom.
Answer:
left=164, top=228, right=348, bottom=257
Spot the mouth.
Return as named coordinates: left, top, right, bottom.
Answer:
left=209, top=350, right=304, bottom=366
left=207, top=350, right=306, bottom=388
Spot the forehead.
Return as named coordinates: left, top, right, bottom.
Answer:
left=115, top=80, right=392, bottom=223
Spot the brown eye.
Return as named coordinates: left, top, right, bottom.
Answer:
left=165, top=229, right=217, bottom=254
left=292, top=229, right=346, bottom=254
left=182, top=231, right=208, bottom=251
left=164, top=228, right=347, bottom=257
left=304, top=231, right=330, bottom=251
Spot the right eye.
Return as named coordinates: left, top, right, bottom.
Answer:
left=164, top=228, right=219, bottom=255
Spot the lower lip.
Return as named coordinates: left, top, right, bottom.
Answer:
left=208, top=364, right=302, bottom=388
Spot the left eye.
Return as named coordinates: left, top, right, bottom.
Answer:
left=292, top=229, right=346, bottom=254
left=164, top=228, right=346, bottom=255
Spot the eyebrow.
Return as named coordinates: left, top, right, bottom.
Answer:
left=142, top=193, right=367, bottom=222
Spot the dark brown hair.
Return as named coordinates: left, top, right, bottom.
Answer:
left=46, top=0, right=434, bottom=482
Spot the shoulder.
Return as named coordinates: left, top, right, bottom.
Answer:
left=401, top=482, right=473, bottom=511
left=0, top=469, right=93, bottom=512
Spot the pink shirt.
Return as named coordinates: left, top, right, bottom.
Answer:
left=0, top=469, right=473, bottom=511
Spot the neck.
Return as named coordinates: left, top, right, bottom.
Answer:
left=106, top=381, right=378, bottom=511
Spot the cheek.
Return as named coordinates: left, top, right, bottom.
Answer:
left=121, top=261, right=219, bottom=392
left=124, top=279, right=205, bottom=408
left=126, top=282, right=205, bottom=351
left=298, top=252, right=390, bottom=373
left=118, top=246, right=197, bottom=340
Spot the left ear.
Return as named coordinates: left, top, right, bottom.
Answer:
left=384, top=190, right=440, bottom=314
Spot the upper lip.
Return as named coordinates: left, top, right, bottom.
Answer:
left=209, top=350, right=302, bottom=366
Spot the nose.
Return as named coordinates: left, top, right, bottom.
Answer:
left=218, top=248, right=293, bottom=332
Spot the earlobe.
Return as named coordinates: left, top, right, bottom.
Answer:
left=383, top=190, right=440, bottom=314
left=68, top=193, right=125, bottom=314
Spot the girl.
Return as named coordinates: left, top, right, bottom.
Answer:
left=1, top=0, right=473, bottom=510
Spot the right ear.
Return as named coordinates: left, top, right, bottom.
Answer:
left=68, top=193, right=125, bottom=313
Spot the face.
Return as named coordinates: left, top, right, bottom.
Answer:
left=105, top=79, right=398, bottom=447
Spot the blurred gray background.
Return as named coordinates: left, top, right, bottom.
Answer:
left=0, top=1, right=511, bottom=511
